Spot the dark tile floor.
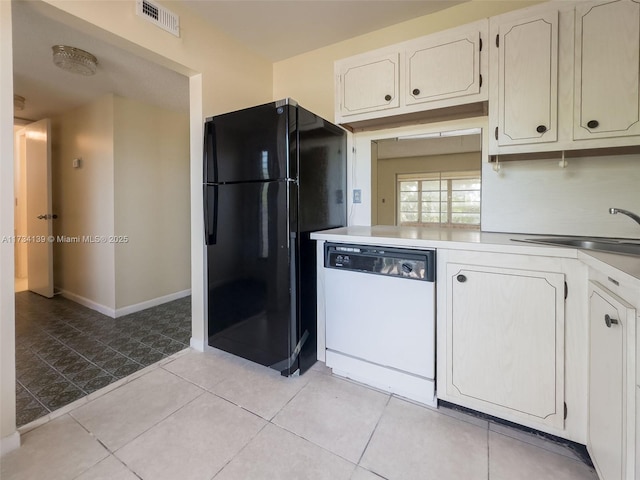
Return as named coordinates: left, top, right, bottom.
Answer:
left=15, top=292, right=191, bottom=427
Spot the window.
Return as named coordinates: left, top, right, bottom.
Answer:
left=397, top=171, right=481, bottom=227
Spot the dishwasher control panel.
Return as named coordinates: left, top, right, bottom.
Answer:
left=324, top=243, right=435, bottom=282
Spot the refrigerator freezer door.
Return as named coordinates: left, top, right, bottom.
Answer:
left=204, top=103, right=295, bottom=184
left=206, top=181, right=299, bottom=371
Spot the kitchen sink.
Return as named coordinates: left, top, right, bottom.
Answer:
left=514, top=237, right=640, bottom=256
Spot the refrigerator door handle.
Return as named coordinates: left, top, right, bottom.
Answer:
left=203, top=121, right=218, bottom=184
left=204, top=185, right=218, bottom=245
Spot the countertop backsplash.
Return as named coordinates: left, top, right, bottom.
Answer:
left=481, top=152, right=640, bottom=239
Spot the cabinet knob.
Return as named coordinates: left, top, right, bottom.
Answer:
left=536, top=125, right=547, bottom=134
left=587, top=120, right=599, bottom=129
left=456, top=274, right=467, bottom=283
left=412, top=88, right=420, bottom=96
left=604, top=314, right=619, bottom=328
left=384, top=94, right=392, bottom=101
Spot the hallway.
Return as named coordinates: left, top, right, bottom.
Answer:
left=15, top=292, right=191, bottom=426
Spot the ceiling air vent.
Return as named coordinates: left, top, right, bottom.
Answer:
left=136, top=0, right=180, bottom=37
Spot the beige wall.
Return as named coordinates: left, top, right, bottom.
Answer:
left=376, top=152, right=481, bottom=225
left=114, top=96, right=190, bottom=309
left=273, top=0, right=542, bottom=121
left=53, top=94, right=116, bottom=310
left=53, top=94, right=191, bottom=312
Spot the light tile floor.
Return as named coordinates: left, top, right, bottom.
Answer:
left=1, top=348, right=599, bottom=480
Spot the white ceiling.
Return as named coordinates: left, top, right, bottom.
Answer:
left=12, top=1, right=190, bottom=122
left=180, top=0, right=465, bottom=62
left=12, top=0, right=464, bottom=122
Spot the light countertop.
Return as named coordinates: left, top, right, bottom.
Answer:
left=311, top=225, right=640, bottom=283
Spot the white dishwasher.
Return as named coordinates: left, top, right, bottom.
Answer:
left=324, top=243, right=436, bottom=406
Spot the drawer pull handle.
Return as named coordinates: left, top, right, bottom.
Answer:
left=536, top=125, right=547, bottom=134
left=587, top=120, right=599, bottom=129
left=412, top=88, right=420, bottom=96
left=604, top=314, right=619, bottom=328
left=456, top=274, right=467, bottom=283
left=384, top=94, right=392, bottom=101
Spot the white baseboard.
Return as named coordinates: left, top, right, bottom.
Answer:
left=1, top=431, right=21, bottom=456
left=59, top=290, right=115, bottom=318
left=59, top=288, right=191, bottom=319
left=190, top=336, right=206, bottom=352
left=115, top=289, right=191, bottom=318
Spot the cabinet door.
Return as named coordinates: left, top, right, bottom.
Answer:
left=575, top=0, right=640, bottom=140
left=405, top=29, right=482, bottom=106
left=588, top=282, right=635, bottom=480
left=496, top=11, right=558, bottom=146
left=446, top=263, right=565, bottom=429
left=337, top=52, right=400, bottom=117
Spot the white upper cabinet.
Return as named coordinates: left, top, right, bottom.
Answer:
left=337, top=52, right=400, bottom=117
left=574, top=0, right=640, bottom=140
left=492, top=10, right=559, bottom=147
left=405, top=28, right=482, bottom=106
left=334, top=20, right=488, bottom=125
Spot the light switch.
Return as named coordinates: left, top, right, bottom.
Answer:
left=353, top=189, right=362, bottom=204
left=73, top=158, right=82, bottom=168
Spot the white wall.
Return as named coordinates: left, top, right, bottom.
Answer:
left=113, top=95, right=190, bottom=310
left=0, top=0, right=19, bottom=454
left=482, top=153, right=640, bottom=239
left=53, top=94, right=116, bottom=311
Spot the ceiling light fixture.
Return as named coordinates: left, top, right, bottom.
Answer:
left=52, top=45, right=98, bottom=76
left=13, top=94, right=25, bottom=111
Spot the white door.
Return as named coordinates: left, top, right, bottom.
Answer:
left=25, top=119, right=54, bottom=298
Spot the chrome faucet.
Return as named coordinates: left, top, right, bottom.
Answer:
left=609, top=207, right=640, bottom=227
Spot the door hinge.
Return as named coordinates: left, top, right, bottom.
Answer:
left=564, top=282, right=568, bottom=300
left=479, top=37, right=483, bottom=52
left=564, top=402, right=567, bottom=420
left=494, top=126, right=498, bottom=140
left=496, top=34, right=499, bottom=48
left=479, top=74, right=483, bottom=88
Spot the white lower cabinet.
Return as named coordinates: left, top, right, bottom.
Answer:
left=587, top=281, right=636, bottom=480
left=444, top=260, right=566, bottom=430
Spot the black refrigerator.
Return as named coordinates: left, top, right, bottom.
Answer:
left=203, top=99, right=346, bottom=376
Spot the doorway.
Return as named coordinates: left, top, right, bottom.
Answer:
left=12, top=1, right=192, bottom=427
